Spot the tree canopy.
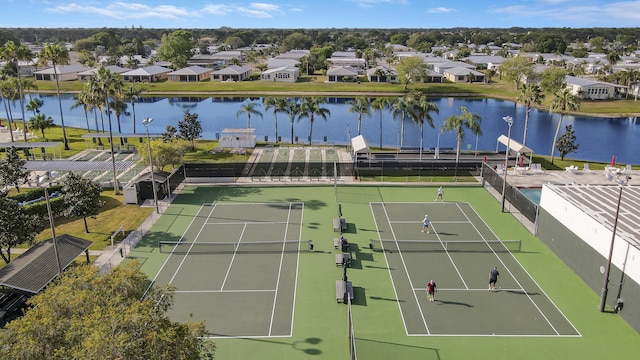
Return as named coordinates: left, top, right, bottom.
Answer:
left=0, top=262, right=216, bottom=359
left=177, top=110, right=202, bottom=151
left=156, top=30, right=196, bottom=69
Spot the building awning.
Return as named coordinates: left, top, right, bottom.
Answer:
left=351, top=135, right=369, bottom=154
left=496, top=135, right=533, bottom=155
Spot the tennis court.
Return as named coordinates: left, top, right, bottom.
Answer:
left=150, top=201, right=308, bottom=337
left=370, top=201, right=580, bottom=336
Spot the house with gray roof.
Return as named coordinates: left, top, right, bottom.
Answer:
left=121, top=65, right=172, bottom=82
left=443, top=67, right=485, bottom=83
left=366, top=66, right=398, bottom=83
left=168, top=66, right=213, bottom=82
left=260, top=66, right=299, bottom=83
left=77, top=65, right=129, bottom=81
left=564, top=75, right=622, bottom=100
left=34, top=64, right=91, bottom=81
left=267, top=58, right=299, bottom=69
left=212, top=65, right=252, bottom=81
left=326, top=66, right=359, bottom=82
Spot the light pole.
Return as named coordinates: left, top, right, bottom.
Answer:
left=599, top=176, right=630, bottom=312
left=435, top=129, right=442, bottom=159
left=38, top=171, right=63, bottom=274
left=501, top=116, right=513, bottom=213
left=142, top=117, right=159, bottom=214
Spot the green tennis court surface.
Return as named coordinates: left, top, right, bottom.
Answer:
left=371, top=202, right=578, bottom=336
left=132, top=185, right=640, bottom=359
left=150, top=202, right=305, bottom=337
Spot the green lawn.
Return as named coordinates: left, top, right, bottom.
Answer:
left=132, top=185, right=640, bottom=360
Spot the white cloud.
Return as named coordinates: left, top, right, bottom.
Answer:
left=349, top=0, right=407, bottom=9
left=46, top=2, right=196, bottom=21
left=202, top=4, right=232, bottom=16
left=428, top=7, right=454, bottom=14
left=492, top=1, right=640, bottom=26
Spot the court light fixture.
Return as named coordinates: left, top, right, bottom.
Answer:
left=501, top=116, right=513, bottom=212
left=142, top=117, right=159, bottom=214
left=38, top=171, right=63, bottom=274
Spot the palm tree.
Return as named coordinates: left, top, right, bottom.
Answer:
left=516, top=83, right=545, bottom=147
left=348, top=96, right=371, bottom=135
left=263, top=97, right=288, bottom=143
left=440, top=106, right=482, bottom=163
left=88, top=66, right=124, bottom=194
left=371, top=97, right=389, bottom=149
left=284, top=98, right=300, bottom=144
left=0, top=77, right=19, bottom=142
left=298, top=97, right=330, bottom=144
left=123, top=84, right=143, bottom=134
left=549, top=88, right=581, bottom=164
left=0, top=41, right=33, bottom=142
left=73, top=93, right=96, bottom=133
left=235, top=101, right=263, bottom=128
left=25, top=98, right=44, bottom=117
left=38, top=43, right=70, bottom=149
left=109, top=97, right=128, bottom=144
left=407, top=95, right=439, bottom=158
left=390, top=96, right=410, bottom=148
left=29, top=113, right=55, bottom=140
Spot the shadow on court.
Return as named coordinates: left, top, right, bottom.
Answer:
left=369, top=296, right=403, bottom=303
left=435, top=299, right=474, bottom=307
left=355, top=337, right=441, bottom=360
left=213, top=336, right=324, bottom=356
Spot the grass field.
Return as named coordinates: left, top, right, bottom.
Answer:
left=131, top=184, right=640, bottom=360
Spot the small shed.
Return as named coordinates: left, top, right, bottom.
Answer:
left=219, top=128, right=256, bottom=149
left=351, top=135, right=370, bottom=156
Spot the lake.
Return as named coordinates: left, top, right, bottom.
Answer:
left=3, top=94, right=638, bottom=164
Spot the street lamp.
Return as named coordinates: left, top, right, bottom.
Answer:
left=435, top=129, right=442, bottom=159
left=38, top=171, right=62, bottom=274
left=501, top=116, right=513, bottom=212
left=599, top=176, right=631, bottom=312
left=142, top=117, right=159, bottom=214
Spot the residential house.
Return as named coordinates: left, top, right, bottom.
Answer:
left=34, top=64, right=91, bottom=81
left=168, top=66, right=213, bottom=82
left=366, top=66, right=398, bottom=83
left=326, top=66, right=359, bottom=82
left=267, top=58, right=299, bottom=69
left=461, top=55, right=505, bottom=70
left=327, top=51, right=366, bottom=69
left=77, top=65, right=129, bottom=81
left=443, top=67, right=485, bottom=83
left=260, top=66, right=299, bottom=83
left=212, top=65, right=252, bottom=81
left=121, top=65, right=172, bottom=82
left=564, top=75, right=622, bottom=100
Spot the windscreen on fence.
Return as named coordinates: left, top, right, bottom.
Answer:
left=481, top=163, right=538, bottom=223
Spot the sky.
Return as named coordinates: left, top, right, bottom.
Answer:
left=1, top=0, right=640, bottom=29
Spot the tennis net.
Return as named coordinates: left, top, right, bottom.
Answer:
left=159, top=240, right=314, bottom=254
left=371, top=239, right=521, bottom=253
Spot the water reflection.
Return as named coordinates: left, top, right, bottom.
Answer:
left=2, top=94, right=638, bottom=164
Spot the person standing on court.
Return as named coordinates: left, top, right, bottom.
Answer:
left=427, top=280, right=437, bottom=301
left=435, top=186, right=444, bottom=202
left=422, top=214, right=430, bottom=233
left=489, top=266, right=500, bottom=291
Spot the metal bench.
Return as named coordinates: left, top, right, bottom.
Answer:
left=335, top=253, right=351, bottom=267
left=333, top=217, right=347, bottom=232
left=336, top=280, right=354, bottom=303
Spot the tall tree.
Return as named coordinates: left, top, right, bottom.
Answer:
left=71, top=93, right=92, bottom=132
left=178, top=110, right=202, bottom=151
left=263, top=97, right=288, bottom=143
left=549, top=88, right=581, bottom=164
left=395, top=56, right=426, bottom=90
left=347, top=97, right=371, bottom=135
left=38, top=43, right=70, bottom=150
left=108, top=97, right=128, bottom=144
left=62, top=172, right=104, bottom=233
left=0, top=262, right=216, bottom=359
left=371, top=97, right=390, bottom=149
left=499, top=56, right=534, bottom=90
left=0, top=195, right=42, bottom=264
left=516, top=83, right=545, bottom=147
left=156, top=30, right=196, bottom=69
left=0, top=41, right=33, bottom=142
left=26, top=97, right=44, bottom=117
left=390, top=96, right=410, bottom=148
left=298, top=97, right=330, bottom=144
left=123, top=83, right=143, bottom=134
left=235, top=101, right=263, bottom=128
left=440, top=106, right=482, bottom=163
left=556, top=124, right=579, bottom=161
left=284, top=98, right=300, bottom=144
left=0, top=146, right=30, bottom=192
left=407, top=94, right=439, bottom=157
left=29, top=113, right=55, bottom=140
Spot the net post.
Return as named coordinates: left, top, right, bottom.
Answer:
left=308, top=240, right=314, bottom=251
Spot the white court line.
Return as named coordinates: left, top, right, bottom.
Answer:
left=390, top=220, right=469, bottom=224
left=380, top=202, right=431, bottom=335
left=175, top=289, right=276, bottom=293
left=289, top=203, right=304, bottom=336
left=219, top=223, right=248, bottom=290
left=414, top=288, right=524, bottom=292
left=269, top=202, right=293, bottom=336
left=145, top=203, right=217, bottom=297
left=206, top=221, right=290, bottom=225
left=456, top=202, right=563, bottom=336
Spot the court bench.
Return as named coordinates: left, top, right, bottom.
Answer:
left=333, top=237, right=349, bottom=251
left=335, top=253, right=351, bottom=267
left=336, top=280, right=354, bottom=303
left=333, top=217, right=347, bottom=232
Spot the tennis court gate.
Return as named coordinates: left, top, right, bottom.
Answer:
left=481, top=163, right=539, bottom=224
